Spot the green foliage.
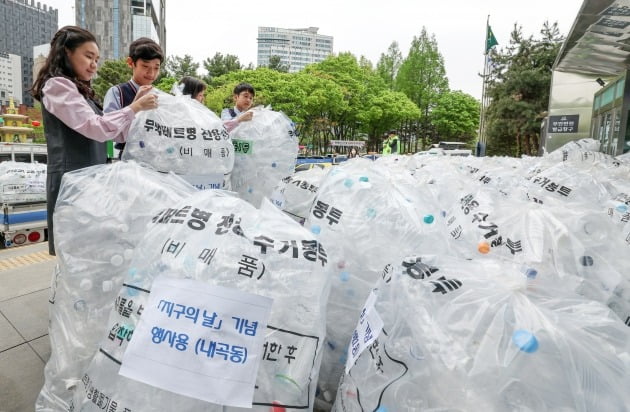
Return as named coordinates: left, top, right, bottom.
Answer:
left=395, top=28, right=449, bottom=112
left=484, top=21, right=564, bottom=156
left=154, top=76, right=177, bottom=93
left=266, top=55, right=289, bottom=73
left=394, top=27, right=449, bottom=149
left=165, top=55, right=200, bottom=78
left=202, top=52, right=243, bottom=84
left=93, top=59, right=132, bottom=100
left=432, top=90, right=480, bottom=142
left=24, top=23, right=566, bottom=157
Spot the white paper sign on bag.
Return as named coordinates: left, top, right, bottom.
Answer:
left=345, top=289, right=384, bottom=373
left=119, top=276, right=273, bottom=407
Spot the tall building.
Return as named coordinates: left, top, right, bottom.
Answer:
left=0, top=0, right=58, bottom=106
left=257, top=27, right=333, bottom=73
left=32, top=43, right=50, bottom=85
left=0, top=52, right=23, bottom=107
left=76, top=0, right=166, bottom=62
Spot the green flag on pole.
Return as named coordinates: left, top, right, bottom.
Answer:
left=486, top=24, right=498, bottom=53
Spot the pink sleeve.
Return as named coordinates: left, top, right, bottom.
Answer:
left=42, top=77, right=135, bottom=143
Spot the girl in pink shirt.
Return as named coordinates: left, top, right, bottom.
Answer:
left=31, top=26, right=158, bottom=255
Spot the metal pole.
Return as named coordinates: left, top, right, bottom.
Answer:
left=479, top=15, right=490, bottom=145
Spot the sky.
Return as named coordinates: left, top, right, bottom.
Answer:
left=44, top=0, right=584, bottom=100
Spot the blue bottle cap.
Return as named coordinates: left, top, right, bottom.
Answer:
left=366, top=208, right=377, bottom=218
left=512, top=329, right=538, bottom=353
left=525, top=268, right=538, bottom=279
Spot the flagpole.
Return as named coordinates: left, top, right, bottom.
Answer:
left=479, top=15, right=490, bottom=148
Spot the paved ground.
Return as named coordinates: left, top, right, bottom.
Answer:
left=0, top=242, right=56, bottom=412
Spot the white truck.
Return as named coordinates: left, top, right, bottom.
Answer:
left=1, top=201, right=47, bottom=248
left=0, top=143, right=48, bottom=248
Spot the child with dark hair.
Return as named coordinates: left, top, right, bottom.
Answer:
left=103, top=37, right=164, bottom=158
left=221, top=82, right=255, bottom=132
left=31, top=26, right=158, bottom=255
left=176, top=76, right=207, bottom=103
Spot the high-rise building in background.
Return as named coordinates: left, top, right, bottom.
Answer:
left=76, top=0, right=166, bottom=62
left=257, top=27, right=333, bottom=72
left=0, top=52, right=23, bottom=107
left=32, top=43, right=50, bottom=86
left=0, top=0, right=58, bottom=106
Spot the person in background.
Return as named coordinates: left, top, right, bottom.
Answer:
left=221, top=82, right=255, bottom=132
left=348, top=147, right=359, bottom=158
left=382, top=130, right=401, bottom=155
left=176, top=76, right=207, bottom=103
left=31, top=26, right=158, bottom=255
left=103, top=37, right=164, bottom=158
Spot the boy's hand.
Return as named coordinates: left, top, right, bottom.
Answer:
left=238, top=111, right=253, bottom=123
left=134, top=85, right=154, bottom=101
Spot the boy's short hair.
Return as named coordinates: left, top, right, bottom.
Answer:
left=233, top=82, right=255, bottom=96
left=129, top=37, right=164, bottom=63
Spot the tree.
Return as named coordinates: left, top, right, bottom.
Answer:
left=164, top=55, right=199, bottom=79
left=432, top=90, right=480, bottom=143
left=202, top=52, right=242, bottom=83
left=267, top=55, right=289, bottom=72
left=93, top=59, right=132, bottom=100
left=395, top=28, right=449, bottom=149
left=154, top=76, right=178, bottom=94
left=376, top=42, right=403, bottom=89
left=485, top=21, right=564, bottom=156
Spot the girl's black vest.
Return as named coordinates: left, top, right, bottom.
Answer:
left=41, top=94, right=107, bottom=173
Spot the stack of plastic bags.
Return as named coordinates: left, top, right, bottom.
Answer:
left=37, top=162, right=196, bottom=411
left=0, top=160, right=46, bottom=203
left=66, top=190, right=332, bottom=411
left=333, top=255, right=630, bottom=411
left=304, top=158, right=449, bottom=407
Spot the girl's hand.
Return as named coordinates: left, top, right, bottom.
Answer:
left=130, top=93, right=158, bottom=113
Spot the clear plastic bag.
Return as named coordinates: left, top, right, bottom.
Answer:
left=229, top=106, right=298, bottom=207
left=334, top=255, right=630, bottom=411
left=0, top=160, right=46, bottom=203
left=123, top=90, right=234, bottom=189
left=67, top=191, right=331, bottom=411
left=36, top=161, right=196, bottom=411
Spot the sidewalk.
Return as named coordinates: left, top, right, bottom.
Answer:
left=0, top=242, right=56, bottom=412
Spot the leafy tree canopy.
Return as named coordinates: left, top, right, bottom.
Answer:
left=165, top=54, right=199, bottom=79
left=485, top=21, right=564, bottom=156
left=432, top=90, right=480, bottom=143
left=203, top=52, right=242, bottom=84
left=93, top=59, right=132, bottom=100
